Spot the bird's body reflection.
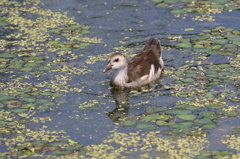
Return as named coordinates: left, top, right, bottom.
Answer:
left=106, top=88, right=130, bottom=122
left=106, top=84, right=156, bottom=122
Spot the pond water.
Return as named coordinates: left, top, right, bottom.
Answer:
left=0, top=0, right=239, bottom=158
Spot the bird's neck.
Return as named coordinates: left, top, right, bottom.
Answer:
left=111, top=65, right=128, bottom=87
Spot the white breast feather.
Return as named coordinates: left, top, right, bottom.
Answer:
left=112, top=68, right=127, bottom=87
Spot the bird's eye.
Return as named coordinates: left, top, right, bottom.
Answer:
left=114, top=58, right=119, bottom=62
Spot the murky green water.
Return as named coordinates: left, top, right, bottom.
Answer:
left=0, top=0, right=239, bottom=158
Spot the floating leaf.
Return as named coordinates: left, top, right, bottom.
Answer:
left=202, top=122, right=217, bottom=129
left=33, top=140, right=48, bottom=147
left=159, top=114, right=172, bottom=120
left=81, top=30, right=90, bottom=34
left=224, top=6, right=239, bottom=11
left=156, top=120, right=174, bottom=126
left=52, top=150, right=71, bottom=155
left=38, top=66, right=50, bottom=71
left=170, top=9, right=185, bottom=14
left=177, top=114, right=196, bottom=121
left=182, top=78, right=194, bottom=83
left=199, top=111, right=218, bottom=120
left=186, top=73, right=197, bottom=78
left=5, top=100, right=22, bottom=108
left=205, top=103, right=223, bottom=109
left=80, top=42, right=91, bottom=47
left=36, top=99, right=52, bottom=104
left=176, top=42, right=192, bottom=48
left=166, top=109, right=191, bottom=115
left=49, top=28, right=61, bottom=34
left=24, top=63, right=38, bottom=67
left=156, top=3, right=169, bottom=7
left=0, top=102, right=4, bottom=108
left=20, top=67, right=33, bottom=72
left=195, top=118, right=213, bottom=125
left=65, top=24, right=83, bottom=30
left=36, top=106, right=49, bottom=110
left=20, top=97, right=36, bottom=103
left=40, top=92, right=52, bottom=96
left=9, top=108, right=28, bottom=113
left=207, top=81, right=220, bottom=86
left=140, top=113, right=159, bottom=121
left=0, top=22, right=8, bottom=26
left=50, top=141, right=67, bottom=147
left=212, top=39, right=229, bottom=44
left=210, top=4, right=223, bottom=9
left=65, top=144, right=83, bottom=151
left=122, top=118, right=136, bottom=126
left=9, top=59, right=23, bottom=68
left=0, top=121, right=8, bottom=125
left=174, top=104, right=199, bottom=110
left=0, top=95, right=15, bottom=100
left=0, top=53, right=16, bottom=58
left=222, top=110, right=238, bottom=117
left=136, top=123, right=157, bottom=130
left=207, top=45, right=222, bottom=50
left=6, top=121, right=18, bottom=126
left=21, top=104, right=35, bottom=109
left=166, top=0, right=179, bottom=4
left=215, top=0, right=229, bottom=4
left=151, top=0, right=163, bottom=2
left=232, top=41, right=240, bottom=46
left=174, top=70, right=184, bottom=75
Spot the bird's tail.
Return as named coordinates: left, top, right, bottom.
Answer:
left=144, top=37, right=161, bottom=51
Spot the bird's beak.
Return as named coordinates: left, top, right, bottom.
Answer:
left=103, top=63, right=112, bottom=73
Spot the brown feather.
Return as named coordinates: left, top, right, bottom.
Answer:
left=127, top=45, right=161, bottom=82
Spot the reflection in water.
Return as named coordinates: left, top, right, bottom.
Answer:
left=106, top=83, right=162, bottom=122
left=106, top=88, right=130, bottom=122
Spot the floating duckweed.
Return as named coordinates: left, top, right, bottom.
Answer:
left=222, top=135, right=240, bottom=152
